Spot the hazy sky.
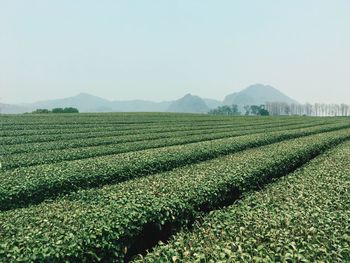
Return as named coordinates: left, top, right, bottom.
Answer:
left=1, top=0, right=350, bottom=104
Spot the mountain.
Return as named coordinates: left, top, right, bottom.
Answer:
left=0, top=84, right=299, bottom=114
left=16, top=93, right=171, bottom=113
left=223, top=84, right=298, bottom=106
left=167, top=94, right=209, bottom=113
left=28, top=93, right=111, bottom=112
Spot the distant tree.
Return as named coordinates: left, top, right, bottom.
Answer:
left=250, top=105, right=260, bottom=115
left=220, top=105, right=233, bottom=115
left=251, top=105, right=269, bottom=116
left=52, top=108, right=64, bottom=113
left=51, top=107, right=79, bottom=113
left=243, top=105, right=251, bottom=115
left=231, top=104, right=240, bottom=115
left=208, top=104, right=241, bottom=116
left=63, top=107, right=79, bottom=113
left=243, top=105, right=269, bottom=116
left=258, top=108, right=269, bottom=116
left=32, top=109, right=50, bottom=114
left=264, top=102, right=349, bottom=116
left=208, top=108, right=220, bottom=115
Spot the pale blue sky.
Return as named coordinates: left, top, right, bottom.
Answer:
left=1, top=0, right=350, bottom=104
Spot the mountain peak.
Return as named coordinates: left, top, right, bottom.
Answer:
left=76, top=92, right=91, bottom=96
left=243, top=84, right=289, bottom=97
left=167, top=93, right=209, bottom=113
left=75, top=92, right=101, bottom=99
left=244, top=84, right=277, bottom=92
left=182, top=93, right=194, bottom=98
left=223, top=84, right=298, bottom=106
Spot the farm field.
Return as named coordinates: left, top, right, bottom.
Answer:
left=0, top=113, right=350, bottom=262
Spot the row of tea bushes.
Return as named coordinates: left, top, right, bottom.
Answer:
left=0, top=124, right=348, bottom=211
left=140, top=141, right=350, bottom=262
left=2, top=116, right=303, bottom=136
left=0, top=121, right=248, bottom=145
left=1, top=119, right=310, bottom=156
left=2, top=121, right=323, bottom=168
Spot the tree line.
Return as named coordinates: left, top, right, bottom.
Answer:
left=209, top=105, right=269, bottom=116
left=209, top=102, right=350, bottom=116
left=265, top=102, right=350, bottom=116
left=31, top=107, right=79, bottom=114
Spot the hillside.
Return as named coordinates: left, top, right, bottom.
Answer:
left=29, top=93, right=111, bottom=112
left=167, top=94, right=209, bottom=113
left=13, top=93, right=171, bottom=113
left=223, top=84, right=298, bottom=106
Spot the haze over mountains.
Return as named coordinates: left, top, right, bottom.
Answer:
left=1, top=84, right=299, bottom=114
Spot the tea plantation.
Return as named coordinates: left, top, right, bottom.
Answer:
left=0, top=113, right=349, bottom=262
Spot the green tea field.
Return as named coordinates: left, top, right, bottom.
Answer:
left=0, top=113, right=349, bottom=262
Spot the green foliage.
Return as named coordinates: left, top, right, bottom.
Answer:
left=259, top=108, right=270, bottom=116
left=1, top=120, right=327, bottom=169
left=31, top=107, right=79, bottom=114
left=64, top=107, right=79, bottom=113
left=1, top=121, right=349, bottom=211
left=209, top=104, right=241, bottom=115
left=0, top=113, right=349, bottom=262
left=141, top=141, right=350, bottom=262
left=1, top=118, right=314, bottom=147
left=246, top=105, right=270, bottom=116
left=1, top=129, right=349, bottom=261
left=51, top=107, right=65, bottom=113
left=209, top=104, right=269, bottom=116
left=31, top=108, right=50, bottom=114
left=52, top=107, right=79, bottom=113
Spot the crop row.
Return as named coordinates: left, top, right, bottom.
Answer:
left=0, top=119, right=306, bottom=153
left=0, top=118, right=293, bottom=145
left=0, top=112, right=197, bottom=125
left=0, top=122, right=240, bottom=143
left=0, top=114, right=266, bottom=129
left=140, top=141, right=350, bottom=262
left=0, top=124, right=247, bottom=155
left=0, top=123, right=349, bottom=212
left=1, top=112, right=282, bottom=127
left=1, top=121, right=325, bottom=168
left=0, top=129, right=349, bottom=262
left=0, top=122, right=174, bottom=137
left=0, top=119, right=254, bottom=138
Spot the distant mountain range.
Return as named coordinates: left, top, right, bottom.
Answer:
left=25, top=93, right=173, bottom=113
left=0, top=84, right=299, bottom=114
